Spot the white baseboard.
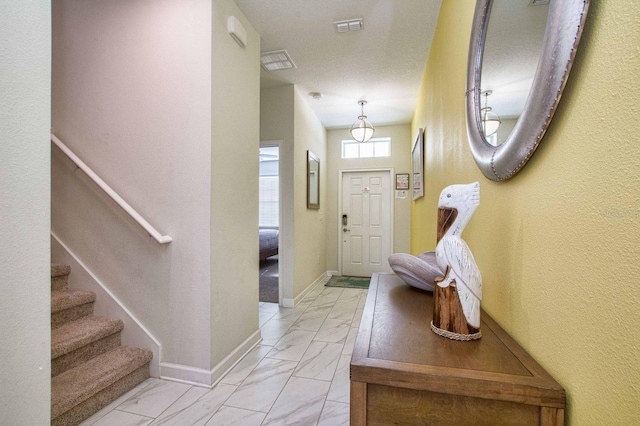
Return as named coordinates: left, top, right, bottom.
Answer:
left=282, top=298, right=295, bottom=308
left=283, top=272, right=329, bottom=308
left=51, top=232, right=162, bottom=377
left=327, top=270, right=339, bottom=276
left=160, top=329, right=262, bottom=388
left=159, top=363, right=215, bottom=388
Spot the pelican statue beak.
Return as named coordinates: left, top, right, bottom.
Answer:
left=437, top=207, right=457, bottom=242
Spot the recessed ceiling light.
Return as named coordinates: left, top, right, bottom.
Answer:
left=334, top=18, right=363, bottom=33
left=260, top=50, right=296, bottom=72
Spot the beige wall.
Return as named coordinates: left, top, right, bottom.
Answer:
left=210, top=0, right=261, bottom=366
left=0, top=1, right=51, bottom=422
left=260, top=85, right=295, bottom=301
left=51, top=0, right=261, bottom=383
left=52, top=0, right=213, bottom=373
left=411, top=1, right=640, bottom=424
left=293, top=87, right=327, bottom=296
left=260, top=85, right=328, bottom=302
left=326, top=124, right=412, bottom=273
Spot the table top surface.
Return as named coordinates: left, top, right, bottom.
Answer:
left=350, top=273, right=565, bottom=408
left=352, top=273, right=564, bottom=392
left=367, top=273, right=530, bottom=375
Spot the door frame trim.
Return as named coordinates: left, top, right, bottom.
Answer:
left=337, top=168, right=395, bottom=276
left=260, top=140, right=285, bottom=306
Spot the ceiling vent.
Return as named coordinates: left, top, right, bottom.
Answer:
left=528, top=0, right=549, bottom=5
left=334, top=18, right=363, bottom=33
left=260, top=50, right=296, bottom=71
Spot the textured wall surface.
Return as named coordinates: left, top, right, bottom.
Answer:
left=259, top=85, right=328, bottom=301
left=325, top=124, right=412, bottom=272
left=0, top=1, right=51, bottom=423
left=210, top=0, right=261, bottom=366
left=260, top=85, right=296, bottom=301
left=411, top=1, right=640, bottom=424
left=52, top=0, right=214, bottom=371
left=293, top=87, right=328, bottom=297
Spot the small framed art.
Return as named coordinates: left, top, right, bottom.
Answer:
left=396, top=173, right=410, bottom=190
left=412, top=128, right=424, bottom=200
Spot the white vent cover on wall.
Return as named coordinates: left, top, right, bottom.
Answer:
left=334, top=18, right=363, bottom=33
left=227, top=16, right=247, bottom=47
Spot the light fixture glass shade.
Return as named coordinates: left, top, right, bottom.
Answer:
left=480, top=90, right=501, bottom=137
left=350, top=115, right=375, bottom=142
left=350, top=100, right=375, bottom=142
left=481, top=107, right=501, bottom=136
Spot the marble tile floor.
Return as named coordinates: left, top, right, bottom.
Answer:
left=79, top=278, right=365, bottom=426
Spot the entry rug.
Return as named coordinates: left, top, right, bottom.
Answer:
left=325, top=275, right=370, bottom=289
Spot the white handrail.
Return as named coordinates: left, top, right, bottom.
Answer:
left=51, top=133, right=173, bottom=244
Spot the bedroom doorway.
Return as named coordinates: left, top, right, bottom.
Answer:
left=259, top=145, right=280, bottom=305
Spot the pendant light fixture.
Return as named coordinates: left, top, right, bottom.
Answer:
left=480, top=90, right=501, bottom=137
left=350, top=100, right=375, bottom=142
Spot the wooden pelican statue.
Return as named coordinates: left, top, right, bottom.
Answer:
left=432, top=182, right=482, bottom=341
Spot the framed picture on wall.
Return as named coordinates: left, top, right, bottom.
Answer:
left=396, top=173, right=410, bottom=190
left=412, top=128, right=424, bottom=200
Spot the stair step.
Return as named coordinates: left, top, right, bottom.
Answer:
left=51, top=264, right=72, bottom=291
left=52, top=316, right=124, bottom=376
left=52, top=289, right=96, bottom=328
left=51, top=346, right=152, bottom=425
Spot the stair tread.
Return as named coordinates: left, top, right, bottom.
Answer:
left=51, top=346, right=152, bottom=419
left=52, top=316, right=124, bottom=359
left=51, top=264, right=71, bottom=278
left=51, top=289, right=96, bottom=314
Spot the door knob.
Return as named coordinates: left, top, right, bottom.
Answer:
left=343, top=228, right=350, bottom=232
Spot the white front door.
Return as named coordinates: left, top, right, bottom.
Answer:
left=341, top=170, right=392, bottom=277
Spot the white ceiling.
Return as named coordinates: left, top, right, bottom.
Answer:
left=481, top=0, right=548, bottom=119
left=233, top=0, right=443, bottom=129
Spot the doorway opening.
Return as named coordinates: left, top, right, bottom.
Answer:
left=259, top=145, right=280, bottom=304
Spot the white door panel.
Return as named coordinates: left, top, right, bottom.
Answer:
left=341, top=171, right=392, bottom=277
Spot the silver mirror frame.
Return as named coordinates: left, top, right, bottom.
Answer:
left=466, top=0, right=590, bottom=181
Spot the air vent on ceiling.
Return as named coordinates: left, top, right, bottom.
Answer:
left=529, top=0, right=549, bottom=5
left=334, top=18, right=363, bottom=33
left=260, top=50, right=296, bottom=72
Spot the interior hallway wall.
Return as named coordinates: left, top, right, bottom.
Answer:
left=411, top=1, right=640, bottom=423
left=0, top=1, right=51, bottom=423
left=260, top=85, right=295, bottom=302
left=293, top=87, right=327, bottom=297
left=260, top=85, right=328, bottom=303
left=52, top=0, right=213, bottom=374
left=52, top=0, right=261, bottom=384
left=210, top=0, right=261, bottom=368
left=325, top=124, right=412, bottom=273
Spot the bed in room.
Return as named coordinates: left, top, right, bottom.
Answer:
left=259, top=228, right=278, bottom=261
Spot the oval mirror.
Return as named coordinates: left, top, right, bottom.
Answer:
left=466, top=0, right=590, bottom=181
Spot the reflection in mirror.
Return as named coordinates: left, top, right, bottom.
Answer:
left=480, top=0, right=548, bottom=146
left=307, top=150, right=320, bottom=209
left=466, top=0, right=590, bottom=181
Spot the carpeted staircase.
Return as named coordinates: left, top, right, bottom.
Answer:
left=51, top=264, right=152, bottom=425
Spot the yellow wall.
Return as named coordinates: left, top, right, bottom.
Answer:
left=411, top=1, right=640, bottom=424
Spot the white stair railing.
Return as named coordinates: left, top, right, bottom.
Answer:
left=51, top=133, right=172, bottom=244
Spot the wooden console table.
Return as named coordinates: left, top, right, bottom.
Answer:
left=350, top=273, right=565, bottom=425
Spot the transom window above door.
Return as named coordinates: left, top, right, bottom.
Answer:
left=341, top=137, right=391, bottom=159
